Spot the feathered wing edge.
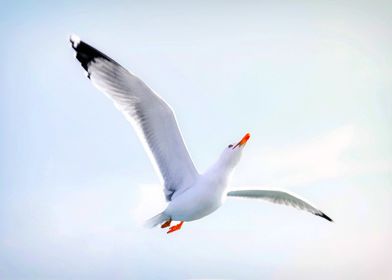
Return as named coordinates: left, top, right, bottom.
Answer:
left=69, top=34, right=199, bottom=201
left=227, top=189, right=333, bottom=222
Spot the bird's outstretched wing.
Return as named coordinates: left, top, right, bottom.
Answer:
left=69, top=35, right=199, bottom=201
left=227, top=189, right=333, bottom=222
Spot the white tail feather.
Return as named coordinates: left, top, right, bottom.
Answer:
left=144, top=212, right=169, bottom=228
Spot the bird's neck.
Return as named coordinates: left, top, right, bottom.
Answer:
left=205, top=157, right=235, bottom=185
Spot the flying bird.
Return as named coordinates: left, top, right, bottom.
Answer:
left=69, top=35, right=333, bottom=234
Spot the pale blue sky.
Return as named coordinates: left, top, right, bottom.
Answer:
left=1, top=1, right=391, bottom=279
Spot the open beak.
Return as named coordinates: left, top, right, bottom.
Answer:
left=233, top=133, right=251, bottom=149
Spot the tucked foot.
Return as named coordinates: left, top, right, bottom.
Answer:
left=160, top=219, right=172, bottom=228
left=167, top=221, right=184, bottom=234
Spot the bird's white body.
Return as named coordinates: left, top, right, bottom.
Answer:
left=70, top=35, right=333, bottom=233
left=165, top=162, right=230, bottom=221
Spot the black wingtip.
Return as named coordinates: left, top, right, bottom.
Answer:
left=316, top=212, right=334, bottom=222
left=69, top=34, right=114, bottom=76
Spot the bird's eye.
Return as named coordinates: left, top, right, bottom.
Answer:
left=228, top=144, right=233, bottom=148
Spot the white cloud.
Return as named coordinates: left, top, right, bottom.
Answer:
left=236, top=125, right=392, bottom=187
left=133, top=184, right=167, bottom=225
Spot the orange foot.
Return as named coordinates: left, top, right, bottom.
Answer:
left=160, top=219, right=172, bottom=228
left=167, top=221, right=184, bottom=234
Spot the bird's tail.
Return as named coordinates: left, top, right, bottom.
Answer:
left=144, top=212, right=169, bottom=228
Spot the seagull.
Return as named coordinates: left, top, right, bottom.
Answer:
left=69, top=35, right=333, bottom=234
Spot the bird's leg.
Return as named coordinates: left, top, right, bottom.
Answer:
left=160, top=219, right=172, bottom=228
left=167, top=221, right=184, bottom=234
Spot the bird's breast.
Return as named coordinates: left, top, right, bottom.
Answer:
left=164, top=177, right=227, bottom=221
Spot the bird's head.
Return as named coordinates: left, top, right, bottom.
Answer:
left=218, top=133, right=250, bottom=169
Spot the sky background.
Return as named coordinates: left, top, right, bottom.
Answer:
left=1, top=0, right=392, bottom=279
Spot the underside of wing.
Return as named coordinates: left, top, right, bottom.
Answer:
left=70, top=35, right=199, bottom=200
left=227, top=189, right=333, bottom=222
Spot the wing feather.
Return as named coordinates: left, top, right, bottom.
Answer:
left=70, top=35, right=199, bottom=200
left=227, top=189, right=333, bottom=222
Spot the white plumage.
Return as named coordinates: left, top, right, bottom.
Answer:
left=70, top=35, right=333, bottom=233
left=89, top=59, right=198, bottom=201
left=227, top=189, right=332, bottom=221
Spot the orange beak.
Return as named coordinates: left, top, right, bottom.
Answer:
left=233, top=133, right=251, bottom=149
